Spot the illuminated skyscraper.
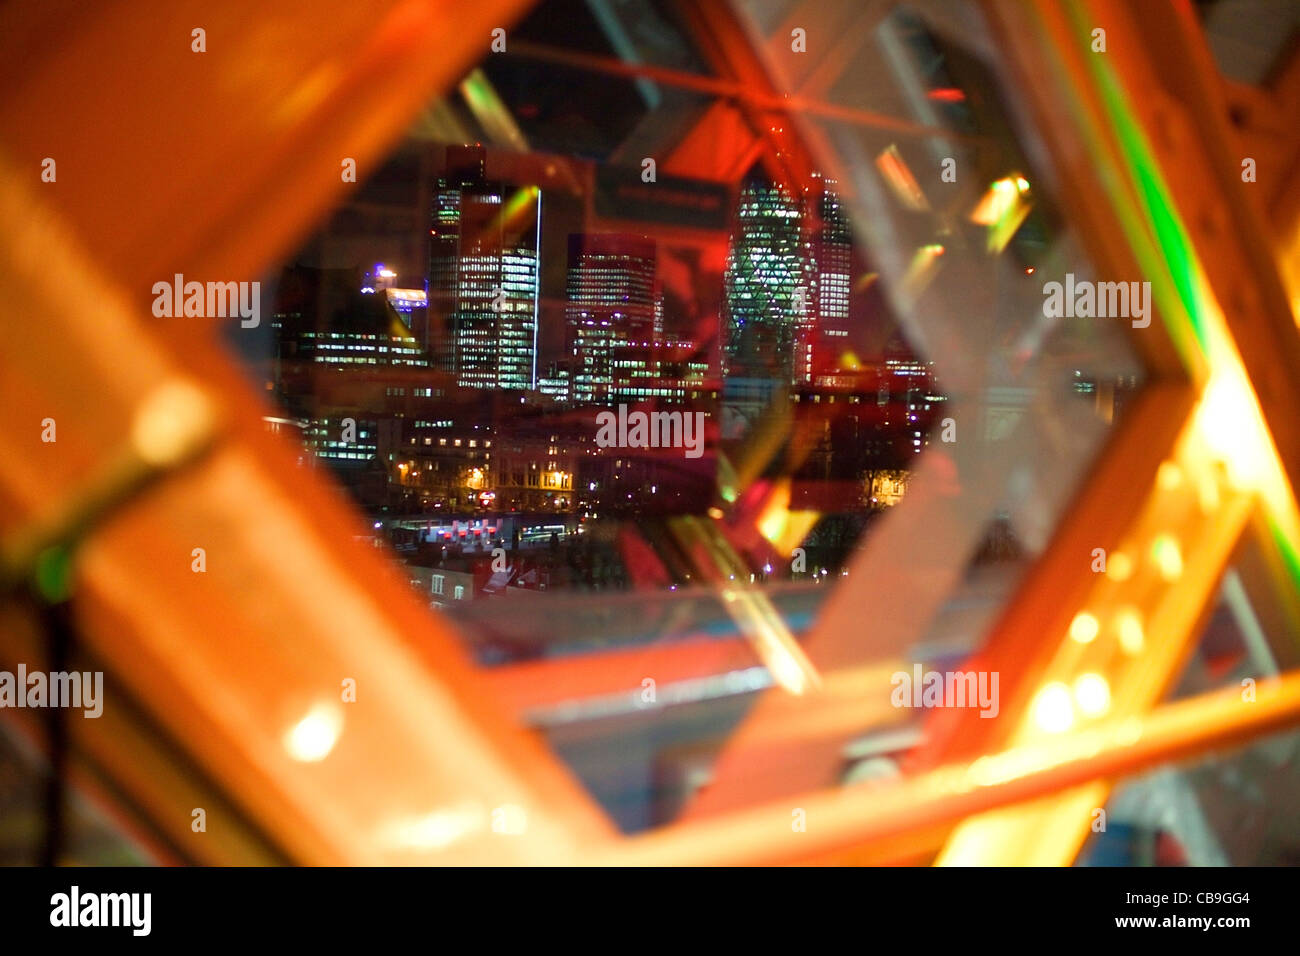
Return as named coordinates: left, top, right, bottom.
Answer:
left=724, top=175, right=853, bottom=387
left=428, top=145, right=540, bottom=391
left=565, top=234, right=657, bottom=404
left=724, top=179, right=805, bottom=383
left=801, top=173, right=852, bottom=386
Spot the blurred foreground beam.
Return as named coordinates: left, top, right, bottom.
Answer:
left=0, top=0, right=619, bottom=865
left=0, top=0, right=536, bottom=296
left=597, top=668, right=1300, bottom=866
left=929, top=0, right=1300, bottom=865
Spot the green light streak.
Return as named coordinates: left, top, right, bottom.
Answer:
left=1268, top=511, right=1300, bottom=589
left=1061, top=2, right=1300, bottom=585
left=34, top=544, right=73, bottom=603
left=1062, top=3, right=1210, bottom=365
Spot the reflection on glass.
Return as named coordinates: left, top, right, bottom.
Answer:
left=229, top=0, right=1151, bottom=832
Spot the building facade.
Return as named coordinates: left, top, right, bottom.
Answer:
left=429, top=145, right=541, bottom=391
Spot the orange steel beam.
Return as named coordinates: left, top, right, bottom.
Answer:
left=0, top=0, right=622, bottom=864
left=483, top=637, right=761, bottom=715
left=915, top=0, right=1204, bottom=786
left=676, top=0, right=1297, bottom=860
left=683, top=381, right=1192, bottom=820
left=1125, top=0, right=1300, bottom=496
left=0, top=0, right=532, bottom=302
left=0, top=603, right=284, bottom=865
left=671, top=1, right=816, bottom=195
left=596, top=667, right=1300, bottom=866
left=508, top=39, right=967, bottom=146
left=4, top=0, right=1297, bottom=869
left=928, top=0, right=1300, bottom=866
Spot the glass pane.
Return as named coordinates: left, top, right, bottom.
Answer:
left=225, top=0, right=1151, bottom=828
left=1195, top=0, right=1300, bottom=86
left=1079, top=724, right=1300, bottom=866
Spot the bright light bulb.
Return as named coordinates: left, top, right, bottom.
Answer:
left=1073, top=673, right=1111, bottom=717
left=1156, top=461, right=1183, bottom=490
left=1198, top=371, right=1268, bottom=490
left=1069, top=612, right=1099, bottom=644
left=284, top=704, right=343, bottom=762
left=1151, top=534, right=1183, bottom=581
left=1032, top=682, right=1074, bottom=734
left=1107, top=551, right=1134, bottom=582
left=1116, top=608, right=1144, bottom=655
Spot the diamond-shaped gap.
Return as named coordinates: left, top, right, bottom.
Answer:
left=217, top=0, right=1155, bottom=830
left=1164, top=515, right=1300, bottom=700
left=238, top=149, right=944, bottom=608
left=234, top=143, right=944, bottom=835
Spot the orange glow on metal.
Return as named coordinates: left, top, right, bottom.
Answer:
left=3, top=0, right=1299, bottom=869
left=755, top=478, right=821, bottom=554
left=969, top=175, right=1033, bottom=252
left=875, top=144, right=930, bottom=211
left=671, top=516, right=822, bottom=697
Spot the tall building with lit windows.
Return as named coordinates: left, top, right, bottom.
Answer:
left=428, top=145, right=540, bottom=391
left=724, top=175, right=855, bottom=387
left=724, top=179, right=805, bottom=383
left=801, top=173, right=852, bottom=386
left=565, top=233, right=657, bottom=404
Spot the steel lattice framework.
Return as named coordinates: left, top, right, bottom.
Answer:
left=1, top=0, right=1299, bottom=865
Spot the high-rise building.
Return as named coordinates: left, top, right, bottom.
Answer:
left=801, top=173, right=852, bottom=386
left=724, top=179, right=805, bottom=383
left=724, top=175, right=854, bottom=387
left=565, top=234, right=657, bottom=404
left=428, top=145, right=541, bottom=391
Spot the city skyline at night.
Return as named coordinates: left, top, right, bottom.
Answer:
left=8, top=0, right=1299, bottom=885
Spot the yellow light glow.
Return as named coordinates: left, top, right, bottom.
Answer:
left=1197, top=370, right=1269, bottom=490
left=1151, top=534, right=1183, bottom=581
left=1069, top=612, right=1099, bottom=644
left=902, top=244, right=946, bottom=298
left=1073, top=673, right=1111, bottom=717
left=284, top=704, right=343, bottom=762
left=718, top=584, right=820, bottom=696
left=378, top=804, right=485, bottom=850
left=875, top=144, right=930, bottom=211
left=1197, top=472, right=1221, bottom=513
left=757, top=481, right=791, bottom=543
left=131, top=379, right=216, bottom=467
left=1116, top=608, right=1144, bottom=654
left=1032, top=682, right=1075, bottom=734
left=970, top=178, right=1018, bottom=225
left=1106, top=551, right=1133, bottom=582
left=969, top=175, right=1033, bottom=252
left=1156, top=461, right=1183, bottom=490
left=755, top=479, right=821, bottom=554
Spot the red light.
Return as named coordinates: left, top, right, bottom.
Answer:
left=927, top=87, right=965, bottom=103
